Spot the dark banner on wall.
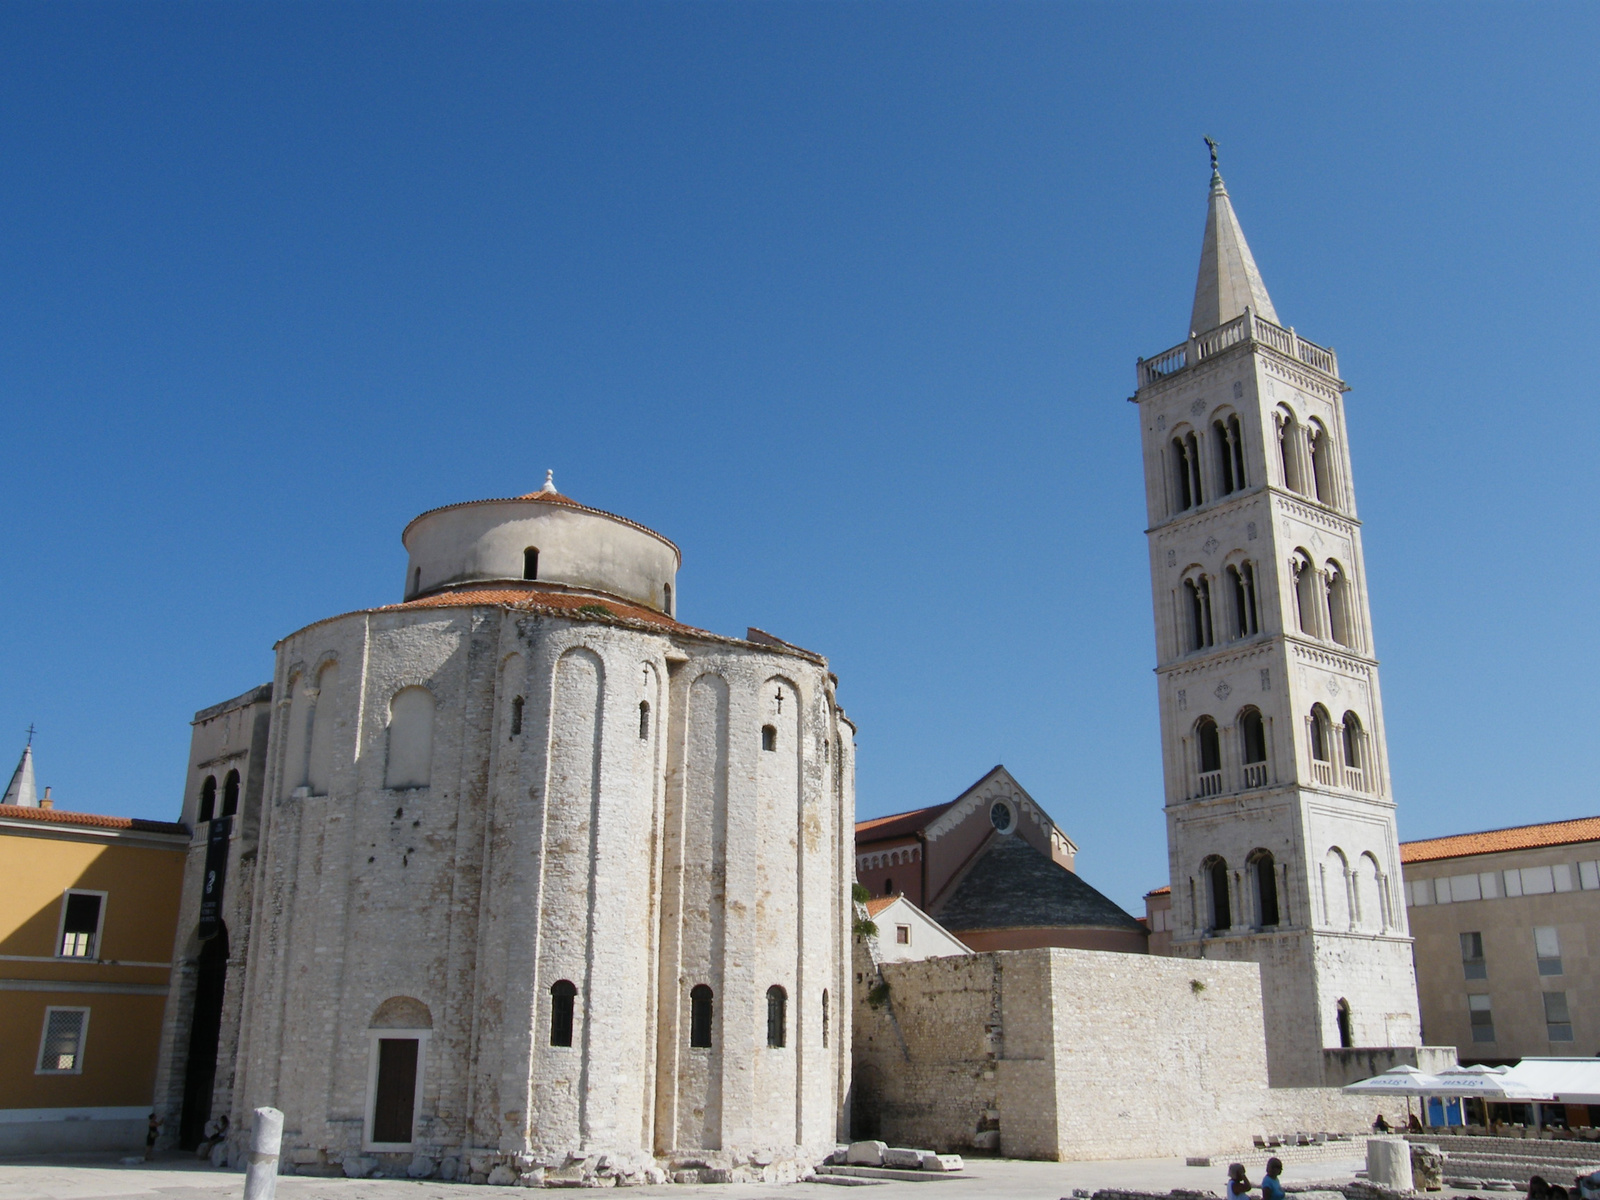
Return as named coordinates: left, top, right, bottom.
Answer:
left=198, top=815, right=232, bottom=941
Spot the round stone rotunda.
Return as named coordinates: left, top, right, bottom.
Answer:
left=226, top=475, right=856, bottom=1182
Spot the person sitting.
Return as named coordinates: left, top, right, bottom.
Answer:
left=1226, top=1162, right=1252, bottom=1199
left=1529, top=1174, right=1551, bottom=1200
left=1260, top=1157, right=1285, bottom=1200
left=1372, top=1113, right=1391, bottom=1133
left=1408, top=1112, right=1423, bottom=1133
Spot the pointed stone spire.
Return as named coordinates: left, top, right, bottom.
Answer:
left=3, top=743, right=38, bottom=807
left=1189, top=149, right=1279, bottom=336
left=540, top=469, right=557, bottom=495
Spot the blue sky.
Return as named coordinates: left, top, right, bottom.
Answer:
left=2, top=2, right=1596, bottom=913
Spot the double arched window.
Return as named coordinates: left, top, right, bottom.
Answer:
left=1307, top=705, right=1373, bottom=794
left=1172, top=431, right=1203, bottom=512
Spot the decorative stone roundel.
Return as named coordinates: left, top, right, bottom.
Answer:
left=1203, top=536, right=1219, bottom=556
left=1156, top=414, right=1167, bottom=432
left=1247, top=521, right=1258, bottom=541
left=1166, top=549, right=1176, bottom=569
left=990, top=802, right=1013, bottom=833
left=1214, top=681, right=1232, bottom=701
left=1326, top=677, right=1341, bottom=696
left=1190, top=398, right=1207, bottom=416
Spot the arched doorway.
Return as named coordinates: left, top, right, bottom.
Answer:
left=179, top=923, right=228, bottom=1149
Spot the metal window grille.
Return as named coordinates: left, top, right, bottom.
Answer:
left=38, top=1008, right=87, bottom=1072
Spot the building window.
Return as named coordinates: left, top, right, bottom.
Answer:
left=410, top=566, right=421, bottom=596
left=1535, top=926, right=1563, bottom=976
left=198, top=775, right=217, bottom=823
left=1205, top=856, right=1230, bottom=932
left=895, top=924, right=911, bottom=945
left=766, top=985, right=787, bottom=1049
left=638, top=701, right=650, bottom=740
left=821, top=989, right=830, bottom=1048
left=761, top=725, right=777, bottom=752
left=1336, top=998, right=1353, bottom=1048
left=1341, top=712, right=1366, bottom=791
left=1461, top=932, right=1487, bottom=980
left=1172, top=433, right=1203, bottom=512
left=1185, top=577, right=1214, bottom=651
left=221, top=769, right=240, bottom=818
left=1213, top=416, right=1246, bottom=495
left=523, top=548, right=539, bottom=581
left=1309, top=419, right=1335, bottom=505
left=1325, top=560, right=1353, bottom=647
left=689, top=984, right=714, bottom=1049
left=1309, top=705, right=1334, bottom=786
left=510, top=696, right=524, bottom=737
left=1276, top=408, right=1306, bottom=495
left=59, top=892, right=103, bottom=959
left=1544, top=991, right=1574, bottom=1042
left=1240, top=708, right=1268, bottom=788
left=549, top=979, right=576, bottom=1048
left=1196, top=717, right=1222, bottom=797
left=1250, top=851, right=1279, bottom=927
left=882, top=876, right=894, bottom=895
left=1228, top=563, right=1259, bottom=638
left=990, top=802, right=1013, bottom=832
left=663, top=582, right=672, bottom=615
left=1468, top=994, right=1495, bottom=1043
left=1292, top=552, right=1319, bottom=636
left=35, top=1007, right=89, bottom=1074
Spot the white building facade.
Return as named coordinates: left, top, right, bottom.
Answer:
left=159, top=477, right=856, bottom=1181
left=1135, top=163, right=1422, bottom=1086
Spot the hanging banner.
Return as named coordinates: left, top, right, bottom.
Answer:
left=198, top=815, right=232, bottom=941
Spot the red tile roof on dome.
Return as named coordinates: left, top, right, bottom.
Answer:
left=0, top=804, right=188, bottom=837
left=1401, top=816, right=1600, bottom=864
left=388, top=585, right=682, bottom=629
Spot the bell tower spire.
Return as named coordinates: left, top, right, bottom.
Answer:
left=1190, top=138, right=1279, bottom=335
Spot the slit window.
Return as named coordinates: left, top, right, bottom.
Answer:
left=639, top=701, right=651, bottom=739
left=766, top=985, right=787, bottom=1049
left=761, top=725, right=777, bottom=752
left=59, top=892, right=103, bottom=959
left=198, top=775, right=217, bottom=824
left=36, top=1007, right=88, bottom=1074
left=663, top=582, right=672, bottom=615
left=1336, top=999, right=1353, bottom=1048
left=549, top=979, right=576, bottom=1047
left=689, top=984, right=714, bottom=1048
left=523, top=548, right=539, bottom=581
left=510, top=696, right=524, bottom=737
left=410, top=566, right=421, bottom=596
left=821, top=989, right=830, bottom=1048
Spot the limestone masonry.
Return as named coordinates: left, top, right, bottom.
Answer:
left=153, top=476, right=856, bottom=1182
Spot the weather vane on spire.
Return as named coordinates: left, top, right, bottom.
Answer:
left=1204, top=135, right=1219, bottom=174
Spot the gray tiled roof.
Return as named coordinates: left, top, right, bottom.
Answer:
left=932, top=833, right=1143, bottom=932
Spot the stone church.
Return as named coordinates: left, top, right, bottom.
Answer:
left=1135, top=157, right=1424, bottom=1086
left=152, top=477, right=856, bottom=1180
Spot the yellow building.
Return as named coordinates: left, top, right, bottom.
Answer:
left=0, top=798, right=187, bottom=1153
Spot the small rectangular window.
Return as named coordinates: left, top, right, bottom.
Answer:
left=1545, top=991, right=1574, bottom=1042
left=1554, top=863, right=1575, bottom=892
left=1449, top=874, right=1481, bottom=903
left=1461, top=932, right=1486, bottom=980
left=895, top=925, right=911, bottom=945
left=1581, top=860, right=1600, bottom=891
left=1433, top=878, right=1452, bottom=905
left=36, top=1007, right=89, bottom=1074
left=1408, top=879, right=1431, bottom=907
left=1468, top=994, right=1495, bottom=1044
left=1503, top=869, right=1524, bottom=898
left=1479, top=871, right=1500, bottom=899
left=1522, top=866, right=1556, bottom=895
left=1535, top=926, right=1563, bottom=976
left=59, top=892, right=103, bottom=958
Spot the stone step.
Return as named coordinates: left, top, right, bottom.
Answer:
left=810, top=1174, right=888, bottom=1187
left=817, top=1166, right=957, bottom=1184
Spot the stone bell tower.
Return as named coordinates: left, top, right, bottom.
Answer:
left=1132, top=151, right=1422, bottom=1086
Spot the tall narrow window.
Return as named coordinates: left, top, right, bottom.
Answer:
left=510, top=696, right=524, bottom=737
left=1292, top=554, right=1319, bottom=636
left=198, top=775, right=217, bottom=823
left=1545, top=991, right=1574, bottom=1041
left=59, top=892, right=103, bottom=958
left=1186, top=431, right=1203, bottom=506
left=1468, top=994, right=1495, bottom=1043
left=663, top=582, right=672, bottom=615
left=1461, top=932, right=1487, bottom=980
left=639, top=701, right=651, bottom=739
left=1336, top=998, right=1353, bottom=1048
left=1172, top=437, right=1194, bottom=511
left=1535, top=926, right=1563, bottom=976
left=761, top=725, right=777, bottom=752
left=1276, top=410, right=1305, bottom=494
left=689, top=984, right=714, bottom=1049
left=1196, top=717, right=1221, bottom=796
left=1240, top=708, right=1268, bottom=788
left=1325, top=561, right=1353, bottom=647
left=410, top=566, right=421, bottom=596
left=36, top=1007, right=88, bottom=1074
left=1185, top=578, right=1213, bottom=651
left=1309, top=706, right=1332, bottom=763
left=221, top=769, right=240, bottom=817
left=821, top=989, right=830, bottom=1048
left=1228, top=415, right=1246, bottom=490
left=307, top=661, right=340, bottom=796
left=1251, top=851, right=1280, bottom=927
left=549, top=979, right=576, bottom=1047
left=1228, top=564, right=1259, bottom=639
left=766, top=985, right=787, bottom=1048
left=523, top=548, right=539, bottom=581
left=1342, top=712, right=1365, bottom=790
left=1213, top=419, right=1237, bottom=495
left=1207, top=857, right=1230, bottom=931
left=1309, top=420, right=1334, bottom=505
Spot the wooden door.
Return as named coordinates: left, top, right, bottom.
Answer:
left=372, top=1038, right=419, bottom=1143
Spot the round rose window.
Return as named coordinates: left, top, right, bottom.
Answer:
left=990, top=802, right=1012, bottom=832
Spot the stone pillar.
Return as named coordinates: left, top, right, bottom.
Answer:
left=1366, top=1136, right=1413, bottom=1190
left=243, top=1107, right=283, bottom=1200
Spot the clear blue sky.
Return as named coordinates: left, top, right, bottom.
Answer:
left=2, top=3, right=1596, bottom=913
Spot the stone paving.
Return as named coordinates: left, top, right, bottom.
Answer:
left=0, top=1151, right=1374, bottom=1200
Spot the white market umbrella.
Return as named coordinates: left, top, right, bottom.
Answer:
left=1429, top=1065, right=1551, bottom=1102
left=1343, top=1065, right=1445, bottom=1096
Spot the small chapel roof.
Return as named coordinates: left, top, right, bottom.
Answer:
left=3, top=743, right=37, bottom=807
left=1189, top=163, right=1280, bottom=336
left=932, top=834, right=1143, bottom=934
left=0, top=802, right=187, bottom=837
left=1401, top=816, right=1600, bottom=864
left=854, top=801, right=956, bottom=845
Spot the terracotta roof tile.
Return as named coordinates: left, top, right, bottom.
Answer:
left=388, top=586, right=682, bottom=629
left=855, top=802, right=955, bottom=843
left=1401, top=816, right=1600, bottom=864
left=864, top=896, right=899, bottom=918
left=1145, top=885, right=1171, bottom=897
left=0, top=804, right=188, bottom=837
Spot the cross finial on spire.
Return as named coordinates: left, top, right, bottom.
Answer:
left=25, top=723, right=35, bottom=747
left=541, top=469, right=557, bottom=494
left=1204, top=135, right=1219, bottom=175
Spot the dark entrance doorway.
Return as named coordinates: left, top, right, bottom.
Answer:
left=372, top=1038, right=419, bottom=1144
left=179, top=924, right=228, bottom=1149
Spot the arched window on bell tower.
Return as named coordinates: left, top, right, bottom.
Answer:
left=1213, top=414, right=1247, bottom=495
left=1227, top=561, right=1259, bottom=638
left=1308, top=419, right=1336, bottom=506
left=1184, top=574, right=1214, bottom=652
left=1275, top=407, right=1306, bottom=495
left=1324, top=559, right=1353, bottom=648
left=1202, top=855, right=1231, bottom=933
